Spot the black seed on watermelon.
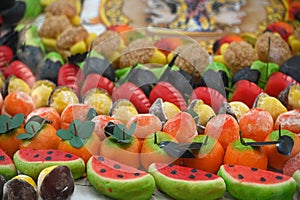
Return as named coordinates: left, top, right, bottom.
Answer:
left=100, top=169, right=106, bottom=173
left=168, top=164, right=173, bottom=167
left=45, top=156, right=52, bottom=161
left=117, top=174, right=124, bottom=178
left=189, top=175, right=195, bottom=179
left=171, top=170, right=177, bottom=174
left=114, top=164, right=121, bottom=169
left=98, top=156, right=104, bottom=162
left=205, top=173, right=213, bottom=178
left=0, top=156, right=4, bottom=161
left=47, top=151, right=53, bottom=154
left=276, top=176, right=283, bottom=180
left=238, top=174, right=244, bottom=179
left=134, top=173, right=140, bottom=176
left=260, top=177, right=266, bottom=182
left=251, top=167, right=258, bottom=171
left=34, top=154, right=39, bottom=158
left=191, top=168, right=197, bottom=173
left=65, top=154, right=72, bottom=158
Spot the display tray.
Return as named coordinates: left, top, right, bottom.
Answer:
left=97, top=0, right=287, bottom=37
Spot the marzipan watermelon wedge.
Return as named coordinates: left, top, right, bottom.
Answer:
left=148, top=162, right=226, bottom=200
left=0, top=148, right=17, bottom=180
left=13, top=148, right=85, bottom=180
left=218, top=164, right=297, bottom=200
left=87, top=155, right=155, bottom=200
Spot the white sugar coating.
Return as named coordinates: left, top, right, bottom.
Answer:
left=16, top=91, right=34, bottom=104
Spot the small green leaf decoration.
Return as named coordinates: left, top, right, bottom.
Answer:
left=86, top=108, right=98, bottom=121
left=78, top=121, right=95, bottom=139
left=16, top=115, right=47, bottom=140
left=107, top=122, right=137, bottom=144
left=70, top=136, right=85, bottom=148
left=56, top=119, right=95, bottom=148
left=0, top=114, right=25, bottom=134
left=56, top=129, right=74, bottom=140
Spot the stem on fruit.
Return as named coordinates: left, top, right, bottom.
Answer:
left=73, top=123, right=78, bottom=136
left=31, top=124, right=35, bottom=133
left=203, top=135, right=209, bottom=145
left=154, top=132, right=157, bottom=144
left=278, top=124, right=281, bottom=137
left=122, top=128, right=125, bottom=140
left=6, top=122, right=9, bottom=131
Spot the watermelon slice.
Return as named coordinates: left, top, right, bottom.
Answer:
left=87, top=155, right=155, bottom=200
left=293, top=170, right=300, bottom=193
left=218, top=164, right=297, bottom=200
left=148, top=163, right=226, bottom=200
left=13, top=149, right=85, bottom=180
left=0, top=148, right=17, bottom=180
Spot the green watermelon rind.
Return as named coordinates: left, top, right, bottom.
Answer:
left=0, top=164, right=17, bottom=181
left=13, top=150, right=85, bottom=180
left=86, top=156, right=156, bottom=200
left=292, top=170, right=300, bottom=193
left=148, top=163, right=226, bottom=200
left=218, top=165, right=297, bottom=200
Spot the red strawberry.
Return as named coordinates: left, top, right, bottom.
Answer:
left=190, top=86, right=227, bottom=113
left=149, top=81, right=187, bottom=111
left=81, top=73, right=115, bottom=97
left=0, top=45, right=14, bottom=74
left=265, top=72, right=299, bottom=97
left=57, top=63, right=84, bottom=96
left=230, top=80, right=263, bottom=108
left=112, top=82, right=151, bottom=113
left=4, top=60, right=35, bottom=87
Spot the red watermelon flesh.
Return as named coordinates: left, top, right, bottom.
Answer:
left=218, top=164, right=297, bottom=200
left=13, top=149, right=85, bottom=180
left=0, top=148, right=17, bottom=180
left=152, top=162, right=221, bottom=181
left=148, top=163, right=226, bottom=200
left=87, top=155, right=155, bottom=200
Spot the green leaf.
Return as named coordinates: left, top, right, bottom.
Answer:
left=56, top=129, right=74, bottom=140
left=86, top=108, right=97, bottom=121
left=128, top=121, right=137, bottom=136
left=78, top=121, right=95, bottom=139
left=70, top=136, right=85, bottom=148
left=16, top=133, right=33, bottom=140
left=25, top=121, right=42, bottom=134
left=10, top=114, right=25, bottom=130
left=113, top=124, right=126, bottom=139
left=0, top=115, right=11, bottom=134
left=68, top=119, right=82, bottom=134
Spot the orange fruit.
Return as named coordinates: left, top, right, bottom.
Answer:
left=100, top=135, right=141, bottom=168
left=126, top=114, right=162, bottom=141
left=274, top=109, right=300, bottom=134
left=140, top=131, right=178, bottom=170
left=183, top=135, right=224, bottom=174
left=19, top=124, right=61, bottom=150
left=263, top=129, right=300, bottom=170
left=0, top=126, right=25, bottom=158
left=162, top=112, right=197, bottom=143
left=239, top=108, right=274, bottom=142
left=92, top=115, right=123, bottom=141
left=26, top=107, right=61, bottom=130
left=2, top=91, right=35, bottom=117
left=204, top=114, right=240, bottom=150
left=57, top=131, right=100, bottom=163
left=60, top=103, right=92, bottom=130
left=224, top=138, right=268, bottom=170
